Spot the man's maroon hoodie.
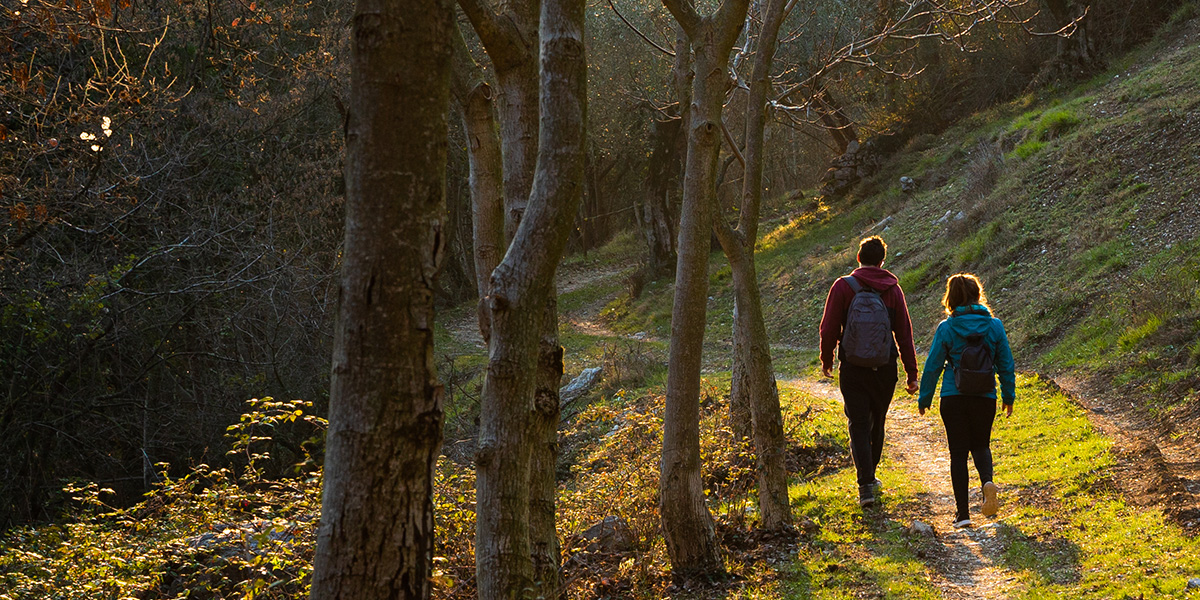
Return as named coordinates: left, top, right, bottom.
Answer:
left=819, top=265, right=918, bottom=384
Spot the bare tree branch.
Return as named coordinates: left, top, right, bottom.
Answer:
left=457, top=0, right=532, bottom=71
left=661, top=0, right=701, bottom=39
left=720, top=119, right=746, bottom=170
left=607, top=0, right=675, bottom=56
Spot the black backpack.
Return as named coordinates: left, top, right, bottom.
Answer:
left=948, top=314, right=996, bottom=394
left=840, top=276, right=892, bottom=367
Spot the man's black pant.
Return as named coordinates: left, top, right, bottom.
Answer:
left=840, top=360, right=897, bottom=489
left=939, top=394, right=996, bottom=520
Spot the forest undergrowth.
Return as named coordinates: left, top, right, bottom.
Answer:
left=4, top=10, right=1200, bottom=600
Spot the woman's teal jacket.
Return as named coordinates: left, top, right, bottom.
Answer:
left=917, top=304, right=1016, bottom=409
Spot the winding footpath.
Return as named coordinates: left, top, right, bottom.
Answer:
left=794, top=378, right=1020, bottom=599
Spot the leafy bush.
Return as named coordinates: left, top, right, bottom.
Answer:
left=0, top=398, right=329, bottom=600
left=1012, top=140, right=1047, bottom=159
left=1034, top=109, right=1082, bottom=140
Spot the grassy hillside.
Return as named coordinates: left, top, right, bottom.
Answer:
left=598, top=13, right=1200, bottom=424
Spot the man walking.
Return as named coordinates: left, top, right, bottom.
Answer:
left=819, top=236, right=919, bottom=507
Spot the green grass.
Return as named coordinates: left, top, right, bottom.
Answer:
left=1032, top=109, right=1081, bottom=140
left=986, top=375, right=1200, bottom=597
left=1011, top=139, right=1046, bottom=159
left=1008, top=109, right=1042, bottom=133
left=956, top=221, right=1002, bottom=266
left=778, top=383, right=944, bottom=600
left=1075, top=239, right=1131, bottom=276
left=1117, top=315, right=1164, bottom=352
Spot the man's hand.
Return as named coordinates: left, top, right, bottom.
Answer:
left=822, top=366, right=834, bottom=379
left=918, top=406, right=926, bottom=416
left=1004, top=403, right=1014, bottom=418
left=905, top=380, right=919, bottom=395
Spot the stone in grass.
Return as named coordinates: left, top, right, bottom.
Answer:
left=580, top=516, right=636, bottom=554
left=908, top=520, right=935, bottom=536
left=560, top=367, right=603, bottom=406
left=1188, top=577, right=1200, bottom=589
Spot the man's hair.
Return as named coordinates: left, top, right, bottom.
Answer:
left=857, top=236, right=886, bottom=266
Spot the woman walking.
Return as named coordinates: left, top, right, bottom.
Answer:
left=917, top=273, right=1015, bottom=528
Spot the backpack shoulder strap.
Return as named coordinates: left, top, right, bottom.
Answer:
left=842, top=275, right=863, bottom=294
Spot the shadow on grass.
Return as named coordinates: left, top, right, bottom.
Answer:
left=995, top=521, right=1083, bottom=586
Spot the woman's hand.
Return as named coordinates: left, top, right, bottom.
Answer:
left=1004, top=403, right=1014, bottom=418
left=918, top=406, right=926, bottom=416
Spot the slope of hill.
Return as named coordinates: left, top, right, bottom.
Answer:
left=600, top=10, right=1200, bottom=467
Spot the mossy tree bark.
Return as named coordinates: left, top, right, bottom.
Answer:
left=659, top=0, right=749, bottom=581
left=309, top=0, right=452, bottom=597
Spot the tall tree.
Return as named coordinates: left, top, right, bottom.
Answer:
left=1043, top=0, right=1093, bottom=70
left=658, top=0, right=750, bottom=580
left=465, top=0, right=588, bottom=594
left=450, top=25, right=505, bottom=342
left=458, top=0, right=571, bottom=590
left=715, top=0, right=795, bottom=532
left=309, top=0, right=453, bottom=597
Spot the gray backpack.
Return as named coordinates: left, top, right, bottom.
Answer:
left=947, top=309, right=997, bottom=394
left=841, top=276, right=892, bottom=367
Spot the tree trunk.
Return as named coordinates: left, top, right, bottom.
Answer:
left=638, top=115, right=682, bottom=278
left=471, top=0, right=587, bottom=595
left=446, top=178, right=478, bottom=299
left=716, top=0, right=792, bottom=531
left=530, top=291, right=563, bottom=597
left=1045, top=0, right=1092, bottom=69
left=450, top=23, right=504, bottom=339
left=658, top=0, right=749, bottom=579
left=728, top=253, right=791, bottom=529
left=497, top=68, right=541, bottom=240
left=815, top=88, right=858, bottom=155
left=309, top=0, right=452, bottom=596
left=728, top=318, right=753, bottom=442
left=660, top=92, right=724, bottom=580
left=489, top=18, right=568, bottom=597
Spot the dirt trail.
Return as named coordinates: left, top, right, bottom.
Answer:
left=1050, top=375, right=1200, bottom=519
left=445, top=261, right=635, bottom=350
left=792, top=378, right=1020, bottom=599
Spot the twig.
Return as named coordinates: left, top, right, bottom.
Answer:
left=606, top=0, right=675, bottom=57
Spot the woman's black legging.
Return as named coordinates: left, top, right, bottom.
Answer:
left=939, top=394, right=996, bottom=520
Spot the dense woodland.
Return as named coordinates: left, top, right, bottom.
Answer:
left=1, top=0, right=1197, bottom=597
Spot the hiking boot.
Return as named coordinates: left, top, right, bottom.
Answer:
left=981, top=481, right=999, bottom=517
left=952, top=514, right=972, bottom=529
left=858, top=486, right=875, bottom=507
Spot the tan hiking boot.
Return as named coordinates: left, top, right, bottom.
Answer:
left=981, top=481, right=999, bottom=517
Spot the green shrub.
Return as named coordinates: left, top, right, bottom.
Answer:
left=1034, top=109, right=1081, bottom=140
left=1008, top=109, right=1041, bottom=133
left=1012, top=140, right=1047, bottom=159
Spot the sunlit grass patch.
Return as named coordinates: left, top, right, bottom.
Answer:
left=990, top=375, right=1200, bottom=598
left=561, top=229, right=644, bottom=268
left=1032, top=109, right=1081, bottom=140
left=994, top=374, right=1112, bottom=486
left=776, top=382, right=942, bottom=600
left=1011, top=139, right=1046, bottom=159
left=559, top=278, right=622, bottom=313
left=786, top=460, right=942, bottom=600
